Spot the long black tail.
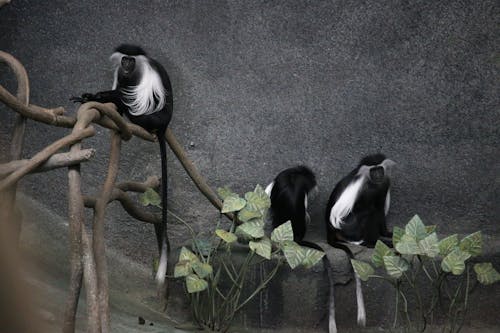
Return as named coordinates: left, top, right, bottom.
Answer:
left=298, top=240, right=337, bottom=333
left=328, top=241, right=366, bottom=327
left=155, top=135, right=170, bottom=289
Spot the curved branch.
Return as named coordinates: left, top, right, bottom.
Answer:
left=164, top=129, right=234, bottom=222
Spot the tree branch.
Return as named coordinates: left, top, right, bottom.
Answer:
left=0, top=149, right=95, bottom=178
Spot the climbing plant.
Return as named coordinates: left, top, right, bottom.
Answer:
left=351, top=215, right=500, bottom=333
left=143, top=185, right=325, bottom=332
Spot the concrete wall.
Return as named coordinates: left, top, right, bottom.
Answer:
left=1, top=0, right=499, bottom=330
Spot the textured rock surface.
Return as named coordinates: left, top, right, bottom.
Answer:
left=1, top=0, right=499, bottom=331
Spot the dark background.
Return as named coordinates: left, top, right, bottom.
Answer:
left=1, top=0, right=499, bottom=321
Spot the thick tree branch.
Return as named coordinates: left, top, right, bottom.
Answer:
left=0, top=149, right=95, bottom=178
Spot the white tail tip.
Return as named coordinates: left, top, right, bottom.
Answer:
left=155, top=248, right=168, bottom=286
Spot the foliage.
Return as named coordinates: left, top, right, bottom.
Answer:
left=167, top=185, right=325, bottom=332
left=351, top=215, right=500, bottom=333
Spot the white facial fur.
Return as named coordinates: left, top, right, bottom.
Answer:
left=110, top=52, right=166, bottom=116
left=329, top=159, right=395, bottom=229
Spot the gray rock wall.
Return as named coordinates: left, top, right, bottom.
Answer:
left=1, top=0, right=499, bottom=330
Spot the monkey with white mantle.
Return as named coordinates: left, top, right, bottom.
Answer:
left=71, top=44, right=173, bottom=291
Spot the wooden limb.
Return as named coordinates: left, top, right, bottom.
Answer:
left=81, top=223, right=101, bottom=333
left=164, top=129, right=234, bottom=222
left=0, top=149, right=95, bottom=178
left=84, top=190, right=161, bottom=225
left=84, top=176, right=162, bottom=225
left=0, top=49, right=30, bottom=243
left=92, top=132, right=121, bottom=333
left=0, top=127, right=95, bottom=191
left=63, top=162, right=84, bottom=333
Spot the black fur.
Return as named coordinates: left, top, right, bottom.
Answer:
left=325, top=153, right=393, bottom=248
left=71, top=45, right=173, bottom=289
left=268, top=165, right=316, bottom=241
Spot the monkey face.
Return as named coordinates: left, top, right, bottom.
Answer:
left=369, top=166, right=385, bottom=183
left=121, top=56, right=136, bottom=75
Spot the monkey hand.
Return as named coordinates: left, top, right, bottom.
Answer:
left=70, top=93, right=96, bottom=104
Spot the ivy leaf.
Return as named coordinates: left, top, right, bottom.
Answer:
left=249, top=237, right=272, bottom=260
left=179, top=246, right=199, bottom=263
left=139, top=188, right=162, bottom=208
left=238, top=205, right=263, bottom=223
left=351, top=259, right=374, bottom=281
left=441, top=248, right=471, bottom=275
left=282, top=241, right=305, bottom=269
left=244, top=185, right=271, bottom=212
left=217, top=186, right=236, bottom=200
left=215, top=229, right=238, bottom=243
left=186, top=274, right=208, bottom=293
left=192, top=238, right=213, bottom=257
left=418, top=233, right=439, bottom=258
left=236, top=220, right=265, bottom=239
left=405, top=215, right=427, bottom=241
left=383, top=255, right=410, bottom=279
left=439, top=234, right=459, bottom=256
left=425, top=225, right=437, bottom=234
left=271, top=221, right=294, bottom=243
left=221, top=195, right=246, bottom=213
left=459, top=231, right=482, bottom=257
left=393, top=226, right=405, bottom=246
left=301, top=247, right=325, bottom=269
left=474, top=263, right=500, bottom=285
left=192, top=261, right=213, bottom=279
left=395, top=234, right=421, bottom=255
left=174, top=260, right=191, bottom=278
left=372, top=240, right=394, bottom=267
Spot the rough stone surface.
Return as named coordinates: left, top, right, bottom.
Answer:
left=1, top=0, right=499, bottom=331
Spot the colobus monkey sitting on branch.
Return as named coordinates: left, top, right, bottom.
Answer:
left=326, top=153, right=395, bottom=248
left=71, top=44, right=173, bottom=292
left=265, top=166, right=361, bottom=333
left=324, top=153, right=395, bottom=328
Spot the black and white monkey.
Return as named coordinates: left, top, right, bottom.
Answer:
left=265, top=166, right=355, bottom=333
left=71, top=45, right=173, bottom=290
left=323, top=153, right=395, bottom=329
left=326, top=153, right=395, bottom=248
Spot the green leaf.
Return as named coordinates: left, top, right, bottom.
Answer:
left=383, top=255, right=410, bottom=279
left=393, top=226, right=405, bottom=245
left=372, top=240, right=394, bottom=267
left=139, top=188, right=162, bottom=208
left=271, top=221, right=294, bottom=243
left=405, top=215, right=427, bottom=240
left=249, top=237, right=272, bottom=260
left=192, top=238, right=213, bottom=257
left=441, top=248, right=471, bottom=275
left=351, top=259, right=374, bottom=281
left=217, top=186, right=236, bottom=200
left=439, top=234, right=459, bottom=256
left=179, top=246, right=199, bottom=263
left=425, top=225, right=437, bottom=234
left=215, top=229, right=238, bottom=243
left=192, top=262, right=213, bottom=279
left=238, top=205, right=263, bottom=223
left=460, top=231, right=482, bottom=257
left=282, top=241, right=305, bottom=269
left=301, top=247, right=325, bottom=269
left=474, top=263, right=500, bottom=285
left=236, top=220, right=265, bottom=239
left=174, top=260, right=191, bottom=278
left=395, top=234, right=421, bottom=255
left=221, top=195, right=246, bottom=213
left=186, top=274, right=208, bottom=293
left=244, top=185, right=271, bottom=212
left=418, top=233, right=440, bottom=258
